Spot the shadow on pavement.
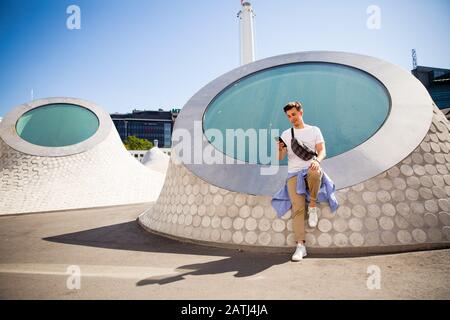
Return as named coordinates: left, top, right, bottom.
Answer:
left=136, top=254, right=287, bottom=286
left=44, top=220, right=290, bottom=285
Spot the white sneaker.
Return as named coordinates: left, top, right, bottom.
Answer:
left=308, top=206, right=318, bottom=228
left=291, top=244, right=307, bottom=261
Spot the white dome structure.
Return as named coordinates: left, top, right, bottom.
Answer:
left=139, top=51, right=450, bottom=255
left=143, top=146, right=170, bottom=174
left=0, top=97, right=164, bottom=215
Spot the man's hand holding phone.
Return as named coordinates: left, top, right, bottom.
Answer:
left=275, top=137, right=287, bottom=151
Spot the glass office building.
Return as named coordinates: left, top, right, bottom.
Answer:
left=412, top=66, right=450, bottom=119
left=111, top=109, right=177, bottom=148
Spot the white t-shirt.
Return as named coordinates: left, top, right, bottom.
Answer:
left=280, top=124, right=325, bottom=173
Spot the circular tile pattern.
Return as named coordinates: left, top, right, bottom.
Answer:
left=352, top=205, right=366, bottom=218
left=424, top=213, right=438, bottom=227
left=410, top=202, right=425, bottom=214
left=211, top=229, right=221, bottom=241
left=395, top=215, right=409, bottom=229
left=245, top=217, right=257, bottom=231
left=364, top=179, right=380, bottom=192
left=423, top=153, right=435, bottom=164
left=258, top=232, right=271, bottom=246
left=337, top=206, right=352, bottom=218
left=412, top=229, right=427, bottom=243
left=317, top=233, right=332, bottom=247
left=381, top=203, right=396, bottom=216
left=245, top=231, right=258, bottom=245
left=430, top=142, right=441, bottom=153
left=400, top=164, right=414, bottom=176
left=412, top=165, right=426, bottom=176
left=234, top=194, right=246, bottom=207
left=258, top=218, right=271, bottom=232
left=213, top=194, right=223, bottom=206
left=239, top=205, right=251, bottom=218
left=286, top=234, right=296, bottom=246
left=333, top=233, right=348, bottom=247
left=425, top=164, right=438, bottom=175
left=211, top=216, right=221, bottom=228
left=193, top=215, right=202, bottom=227
left=380, top=216, right=394, bottom=230
left=272, top=219, right=286, bottom=232
left=397, top=230, right=412, bottom=244
left=368, top=204, right=381, bottom=218
left=424, top=200, right=439, bottom=213
left=381, top=231, right=396, bottom=245
left=393, top=177, right=407, bottom=190
left=202, top=216, right=211, bottom=228
left=428, top=228, right=442, bottom=242
left=438, top=199, right=450, bottom=211
left=366, top=232, right=380, bottom=246
left=333, top=219, right=348, bottom=233
left=362, top=192, right=377, bottom=204
left=365, top=217, right=379, bottom=231
left=420, top=176, right=433, bottom=188
left=391, top=189, right=405, bottom=202
left=232, top=231, right=244, bottom=244
left=305, top=233, right=316, bottom=246
left=318, top=219, right=333, bottom=232
left=432, top=175, right=445, bottom=187
left=438, top=212, right=450, bottom=226
left=387, top=167, right=400, bottom=178
left=349, top=218, right=363, bottom=232
left=271, top=233, right=285, bottom=246
left=437, top=164, right=449, bottom=175
left=251, top=205, right=264, bottom=219
left=407, top=176, right=421, bottom=189
left=405, top=189, right=419, bottom=201
left=377, top=190, right=391, bottom=202
left=228, top=205, right=239, bottom=218
left=233, top=217, right=245, bottom=230
left=221, top=217, right=232, bottom=229
left=412, top=153, right=424, bottom=164
left=349, top=233, right=364, bottom=246
left=420, top=141, right=431, bottom=152
left=409, top=214, right=424, bottom=228
left=419, top=187, right=433, bottom=200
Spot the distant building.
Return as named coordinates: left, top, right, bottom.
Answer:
left=412, top=66, right=450, bottom=119
left=111, top=108, right=180, bottom=148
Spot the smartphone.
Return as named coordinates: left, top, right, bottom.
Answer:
left=275, top=136, right=286, bottom=147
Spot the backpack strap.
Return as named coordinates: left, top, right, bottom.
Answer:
left=291, top=127, right=294, bottom=140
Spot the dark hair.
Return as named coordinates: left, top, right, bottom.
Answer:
left=283, top=101, right=302, bottom=113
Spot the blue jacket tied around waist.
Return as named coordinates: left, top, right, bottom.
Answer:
left=271, top=167, right=339, bottom=218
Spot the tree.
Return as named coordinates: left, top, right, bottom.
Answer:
left=123, top=135, right=153, bottom=150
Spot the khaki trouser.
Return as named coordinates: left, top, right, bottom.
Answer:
left=287, top=167, right=322, bottom=244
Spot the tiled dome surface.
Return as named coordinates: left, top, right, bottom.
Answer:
left=139, top=106, right=450, bottom=254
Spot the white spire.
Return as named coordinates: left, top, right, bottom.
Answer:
left=237, top=1, right=256, bottom=65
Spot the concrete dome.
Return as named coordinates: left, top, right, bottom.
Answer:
left=138, top=52, right=450, bottom=254
left=0, top=97, right=164, bottom=215
left=143, top=146, right=170, bottom=174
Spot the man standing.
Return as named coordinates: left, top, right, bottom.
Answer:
left=277, top=101, right=326, bottom=261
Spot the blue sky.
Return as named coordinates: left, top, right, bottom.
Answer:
left=0, top=0, right=449, bottom=117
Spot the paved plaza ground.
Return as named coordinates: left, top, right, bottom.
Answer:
left=0, top=203, right=449, bottom=299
